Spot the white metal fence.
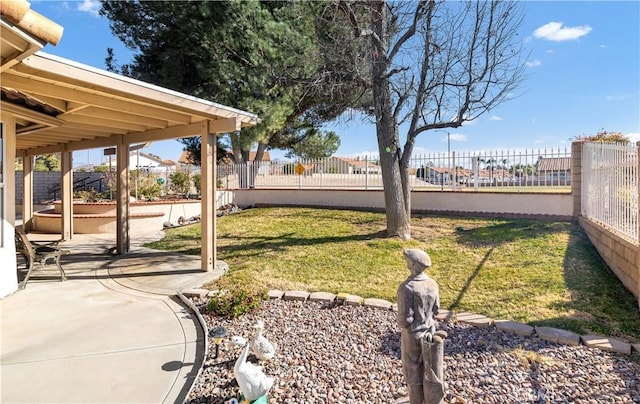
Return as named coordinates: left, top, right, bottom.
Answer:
left=581, top=142, right=639, bottom=243
left=218, top=147, right=571, bottom=191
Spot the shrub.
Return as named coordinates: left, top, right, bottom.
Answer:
left=192, top=173, right=201, bottom=194
left=206, top=273, right=267, bottom=318
left=169, top=171, right=191, bottom=196
left=130, top=169, right=162, bottom=200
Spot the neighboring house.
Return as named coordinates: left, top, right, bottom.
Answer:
left=324, top=156, right=381, bottom=174
left=178, top=150, right=199, bottom=173
left=416, top=166, right=454, bottom=184
left=536, top=157, right=571, bottom=182
left=106, top=151, right=179, bottom=174
left=220, top=150, right=272, bottom=176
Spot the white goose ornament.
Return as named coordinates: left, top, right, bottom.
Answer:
left=251, top=320, right=276, bottom=361
left=230, top=335, right=274, bottom=402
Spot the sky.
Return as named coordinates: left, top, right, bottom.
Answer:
left=28, top=0, right=640, bottom=166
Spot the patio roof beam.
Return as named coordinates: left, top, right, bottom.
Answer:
left=0, top=100, right=63, bottom=127
left=1, top=74, right=193, bottom=124
left=123, top=122, right=206, bottom=144
left=71, top=107, right=168, bottom=129
left=21, top=135, right=123, bottom=156
left=60, top=114, right=149, bottom=132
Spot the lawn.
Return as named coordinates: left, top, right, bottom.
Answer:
left=145, top=207, right=640, bottom=342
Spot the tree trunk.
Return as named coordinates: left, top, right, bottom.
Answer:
left=371, top=1, right=411, bottom=240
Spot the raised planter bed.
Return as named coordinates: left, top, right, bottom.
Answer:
left=32, top=199, right=202, bottom=234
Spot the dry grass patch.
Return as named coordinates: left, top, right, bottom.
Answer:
left=510, top=347, right=557, bottom=367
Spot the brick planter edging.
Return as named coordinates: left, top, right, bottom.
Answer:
left=265, top=289, right=640, bottom=356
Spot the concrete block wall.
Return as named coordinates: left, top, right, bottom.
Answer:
left=232, top=188, right=574, bottom=220
left=579, top=217, right=639, bottom=306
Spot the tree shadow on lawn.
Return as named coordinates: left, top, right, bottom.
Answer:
left=453, top=219, right=640, bottom=342
left=448, top=220, right=567, bottom=312
left=217, top=230, right=387, bottom=258
left=453, top=220, right=568, bottom=248
left=531, top=225, right=640, bottom=342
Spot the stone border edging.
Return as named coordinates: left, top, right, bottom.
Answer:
left=266, top=289, right=640, bottom=356
left=177, top=290, right=209, bottom=401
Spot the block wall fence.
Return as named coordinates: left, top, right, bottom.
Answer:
left=571, top=142, right=640, bottom=308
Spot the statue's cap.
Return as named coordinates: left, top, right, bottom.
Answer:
left=403, top=249, right=431, bottom=268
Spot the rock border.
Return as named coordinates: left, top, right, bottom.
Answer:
left=263, top=289, right=640, bottom=356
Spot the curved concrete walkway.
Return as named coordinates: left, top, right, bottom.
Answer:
left=1, top=232, right=223, bottom=404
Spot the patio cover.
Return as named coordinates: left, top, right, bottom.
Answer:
left=1, top=2, right=259, bottom=288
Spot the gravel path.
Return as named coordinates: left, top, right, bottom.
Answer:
left=186, top=299, right=640, bottom=404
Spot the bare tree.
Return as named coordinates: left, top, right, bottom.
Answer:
left=337, top=0, right=527, bottom=239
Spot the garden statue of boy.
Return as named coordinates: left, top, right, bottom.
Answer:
left=397, top=248, right=444, bottom=404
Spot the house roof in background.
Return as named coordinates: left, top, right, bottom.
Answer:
left=332, top=156, right=381, bottom=169
left=537, top=157, right=571, bottom=172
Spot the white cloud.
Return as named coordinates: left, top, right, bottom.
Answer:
left=448, top=133, right=467, bottom=142
left=606, top=94, right=629, bottom=101
left=489, top=115, right=503, bottom=121
left=526, top=60, right=542, bottom=68
left=626, top=132, right=640, bottom=143
left=533, top=22, right=592, bottom=42
left=599, top=44, right=607, bottom=49
left=545, top=49, right=555, bottom=54
left=77, top=0, right=101, bottom=17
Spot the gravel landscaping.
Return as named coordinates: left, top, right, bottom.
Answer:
left=186, top=299, right=640, bottom=404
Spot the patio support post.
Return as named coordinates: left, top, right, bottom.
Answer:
left=201, top=121, right=215, bottom=271
left=201, top=118, right=241, bottom=272
left=60, top=150, right=73, bottom=240
left=116, top=136, right=130, bottom=254
left=4, top=115, right=17, bottom=226
left=22, top=155, right=33, bottom=232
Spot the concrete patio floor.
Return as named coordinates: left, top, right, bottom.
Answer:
left=1, top=231, right=223, bottom=404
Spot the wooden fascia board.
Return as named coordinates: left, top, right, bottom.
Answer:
left=0, top=20, right=44, bottom=72
left=1, top=73, right=193, bottom=124
left=0, top=99, right=63, bottom=126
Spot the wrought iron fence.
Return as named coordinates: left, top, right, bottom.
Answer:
left=218, top=147, right=572, bottom=192
left=581, top=142, right=639, bottom=243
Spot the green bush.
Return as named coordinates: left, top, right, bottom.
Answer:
left=192, top=173, right=201, bottom=194
left=169, top=171, right=191, bottom=196
left=130, top=169, right=162, bottom=200
left=206, top=274, right=267, bottom=318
